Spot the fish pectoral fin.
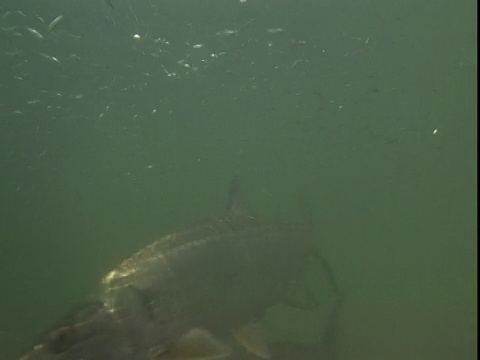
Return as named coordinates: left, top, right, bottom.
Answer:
left=232, top=320, right=272, bottom=359
left=168, top=328, right=232, bottom=360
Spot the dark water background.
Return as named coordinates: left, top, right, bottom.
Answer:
left=0, top=0, right=476, bottom=359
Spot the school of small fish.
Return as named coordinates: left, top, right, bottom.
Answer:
left=0, top=2, right=302, bottom=126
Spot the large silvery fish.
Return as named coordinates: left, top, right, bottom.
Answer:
left=19, top=179, right=337, bottom=360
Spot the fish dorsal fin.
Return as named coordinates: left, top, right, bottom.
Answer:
left=167, top=328, right=232, bottom=360
left=232, top=320, right=272, bottom=359
left=226, top=176, right=247, bottom=217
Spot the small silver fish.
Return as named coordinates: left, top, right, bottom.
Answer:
left=26, top=27, right=43, bottom=39
left=47, top=15, right=63, bottom=32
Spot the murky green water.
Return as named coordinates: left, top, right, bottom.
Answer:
left=0, top=0, right=476, bottom=359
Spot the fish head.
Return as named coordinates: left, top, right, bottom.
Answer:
left=18, top=301, right=132, bottom=360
